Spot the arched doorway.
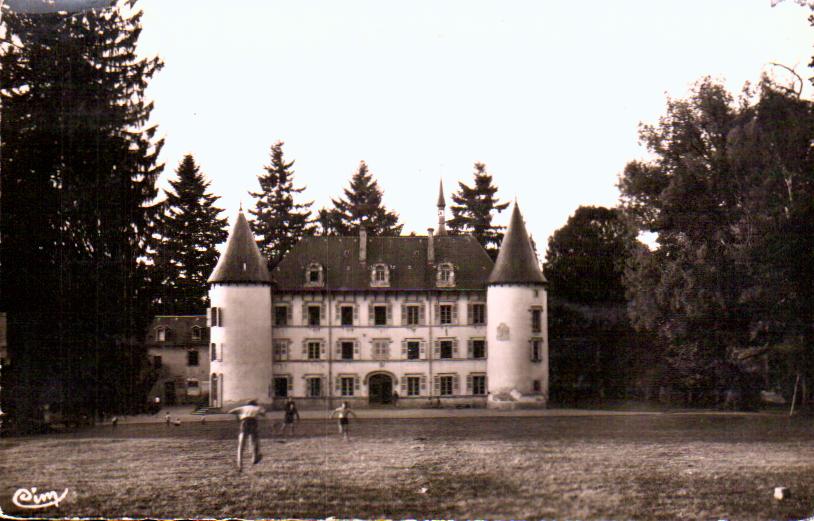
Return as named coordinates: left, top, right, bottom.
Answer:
left=368, top=373, right=393, bottom=405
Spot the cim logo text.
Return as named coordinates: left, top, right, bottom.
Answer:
left=12, top=487, right=69, bottom=509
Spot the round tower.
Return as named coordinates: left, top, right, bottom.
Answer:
left=207, top=210, right=272, bottom=409
left=486, top=202, right=548, bottom=408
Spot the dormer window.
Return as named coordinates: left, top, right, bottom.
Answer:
left=436, top=262, right=455, bottom=287
left=305, top=263, right=324, bottom=287
left=155, top=326, right=170, bottom=342
left=370, top=263, right=390, bottom=287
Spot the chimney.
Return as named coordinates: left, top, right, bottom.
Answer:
left=359, top=228, right=367, bottom=262
left=427, top=228, right=435, bottom=264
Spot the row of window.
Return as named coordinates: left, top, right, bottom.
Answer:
left=167, top=338, right=543, bottom=367
left=273, top=302, right=487, bottom=327
left=305, top=262, right=457, bottom=288
left=206, top=304, right=542, bottom=331
left=270, top=373, right=486, bottom=397
left=153, top=325, right=205, bottom=343
left=273, top=338, right=488, bottom=361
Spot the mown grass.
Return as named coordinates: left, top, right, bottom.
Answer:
left=1, top=414, right=814, bottom=519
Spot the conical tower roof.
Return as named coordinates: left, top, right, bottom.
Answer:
left=208, top=211, right=271, bottom=284
left=488, top=202, right=546, bottom=285
left=437, top=179, right=446, bottom=208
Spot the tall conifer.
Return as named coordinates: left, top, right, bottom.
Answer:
left=448, top=162, right=509, bottom=259
left=0, top=1, right=164, bottom=423
left=321, top=161, right=403, bottom=236
left=249, top=141, right=314, bottom=266
left=152, top=155, right=228, bottom=314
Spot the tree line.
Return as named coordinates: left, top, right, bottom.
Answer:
left=0, top=0, right=511, bottom=428
left=547, top=73, right=814, bottom=408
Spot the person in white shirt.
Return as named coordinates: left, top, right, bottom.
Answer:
left=330, top=401, right=357, bottom=441
left=228, top=400, right=266, bottom=471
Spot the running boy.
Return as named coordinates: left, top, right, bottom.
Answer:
left=228, top=399, right=266, bottom=471
left=330, top=401, right=357, bottom=441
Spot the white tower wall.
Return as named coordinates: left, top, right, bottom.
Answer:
left=486, top=284, right=548, bottom=406
left=209, top=284, right=272, bottom=407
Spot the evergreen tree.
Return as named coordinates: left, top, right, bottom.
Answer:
left=152, top=155, right=228, bottom=314
left=323, top=161, right=403, bottom=236
left=248, top=142, right=314, bottom=265
left=448, top=162, right=509, bottom=259
left=0, top=1, right=164, bottom=426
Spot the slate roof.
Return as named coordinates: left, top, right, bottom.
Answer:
left=145, top=315, right=208, bottom=347
left=208, top=211, right=271, bottom=284
left=488, top=203, right=547, bottom=285
left=437, top=180, right=446, bottom=208
left=272, top=234, right=493, bottom=291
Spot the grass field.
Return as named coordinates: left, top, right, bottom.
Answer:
left=2, top=412, right=814, bottom=520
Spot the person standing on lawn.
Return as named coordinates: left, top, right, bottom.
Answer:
left=330, top=401, right=356, bottom=441
left=228, top=399, right=266, bottom=471
left=279, top=397, right=300, bottom=436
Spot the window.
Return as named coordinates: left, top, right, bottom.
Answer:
left=156, top=327, right=168, bottom=342
left=273, top=340, right=289, bottom=361
left=307, top=341, right=322, bottom=360
left=406, top=341, right=420, bottom=360
left=341, top=306, right=354, bottom=326
left=274, top=305, right=289, bottom=326
left=439, top=304, right=453, bottom=325
left=341, top=341, right=354, bottom=360
left=374, top=305, right=387, bottom=326
left=190, top=326, right=202, bottom=341
left=340, top=377, right=355, bottom=397
left=439, top=376, right=454, bottom=396
left=186, top=379, right=200, bottom=396
left=273, top=376, right=290, bottom=397
left=531, top=339, right=543, bottom=363
left=210, top=343, right=216, bottom=362
left=308, top=306, right=321, bottom=326
left=531, top=308, right=542, bottom=333
left=153, top=355, right=162, bottom=369
left=405, top=305, right=420, bottom=326
left=406, top=376, right=421, bottom=396
left=305, top=263, right=324, bottom=286
left=471, top=303, right=486, bottom=325
left=533, top=380, right=542, bottom=393
left=437, top=263, right=455, bottom=287
left=187, top=349, right=199, bottom=367
left=307, top=377, right=322, bottom=397
left=471, top=375, right=486, bottom=395
left=373, top=340, right=389, bottom=360
left=471, top=339, right=486, bottom=359
left=208, top=307, right=223, bottom=327
left=440, top=340, right=454, bottom=359
left=371, top=263, right=390, bottom=286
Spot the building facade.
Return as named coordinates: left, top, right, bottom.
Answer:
left=146, top=315, right=210, bottom=405
left=208, top=192, right=548, bottom=409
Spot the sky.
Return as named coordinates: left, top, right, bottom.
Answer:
left=131, top=0, right=812, bottom=255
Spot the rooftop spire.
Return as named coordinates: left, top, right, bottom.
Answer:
left=488, top=202, right=546, bottom=285
left=436, top=179, right=447, bottom=236
left=208, top=210, right=271, bottom=284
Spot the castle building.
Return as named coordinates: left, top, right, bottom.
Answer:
left=207, top=189, right=548, bottom=409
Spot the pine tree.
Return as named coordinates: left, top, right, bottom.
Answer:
left=448, top=162, right=509, bottom=259
left=1, top=1, right=164, bottom=424
left=323, top=161, right=403, bottom=236
left=152, top=155, right=228, bottom=314
left=248, top=142, right=314, bottom=266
